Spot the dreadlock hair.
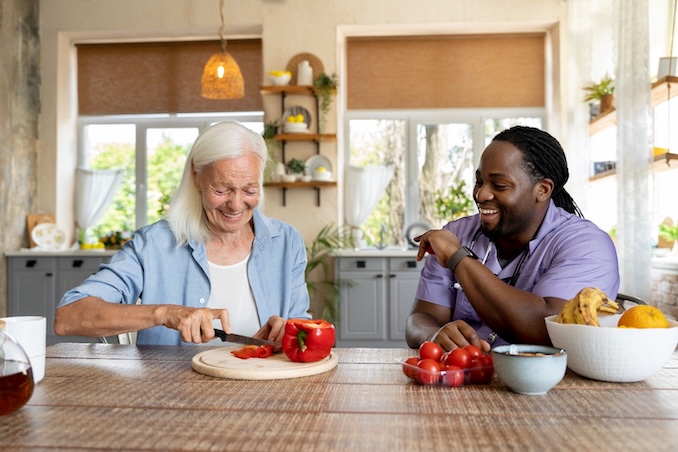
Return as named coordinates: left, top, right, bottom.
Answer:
left=492, top=126, right=584, bottom=218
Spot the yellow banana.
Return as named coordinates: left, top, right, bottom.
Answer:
left=555, top=287, right=620, bottom=326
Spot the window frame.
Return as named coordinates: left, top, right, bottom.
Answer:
left=78, top=112, right=264, bottom=230
left=343, top=107, right=546, bottom=231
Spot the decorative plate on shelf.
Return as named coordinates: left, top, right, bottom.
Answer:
left=31, top=222, right=67, bottom=250
left=305, top=155, right=333, bottom=175
left=282, top=106, right=312, bottom=133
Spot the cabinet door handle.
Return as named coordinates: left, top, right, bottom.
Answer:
left=407, top=260, right=417, bottom=268
left=389, top=274, right=396, bottom=278
left=356, top=260, right=366, bottom=268
left=26, top=259, right=37, bottom=268
left=375, top=274, right=384, bottom=278
left=72, top=259, right=84, bottom=268
left=45, top=273, right=53, bottom=277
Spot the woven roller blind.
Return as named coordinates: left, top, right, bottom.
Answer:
left=347, top=34, right=545, bottom=109
left=77, top=40, right=263, bottom=115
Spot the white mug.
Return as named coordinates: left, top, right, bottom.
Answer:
left=0, top=316, right=47, bottom=383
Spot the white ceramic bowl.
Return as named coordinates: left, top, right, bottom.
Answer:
left=283, top=122, right=309, bottom=133
left=545, top=314, right=678, bottom=382
left=270, top=73, right=291, bottom=86
left=313, top=171, right=332, bottom=181
left=491, top=344, right=567, bottom=395
left=280, top=174, right=297, bottom=183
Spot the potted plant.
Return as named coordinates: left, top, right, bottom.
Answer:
left=583, top=74, right=615, bottom=117
left=286, top=158, right=306, bottom=180
left=305, top=224, right=355, bottom=323
left=659, top=223, right=678, bottom=255
left=313, top=72, right=338, bottom=133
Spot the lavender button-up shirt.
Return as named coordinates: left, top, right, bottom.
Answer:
left=414, top=200, right=620, bottom=346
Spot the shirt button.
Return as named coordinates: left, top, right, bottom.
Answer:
left=199, top=298, right=206, bottom=304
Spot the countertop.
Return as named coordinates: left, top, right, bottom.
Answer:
left=5, top=249, right=118, bottom=257
left=333, top=247, right=418, bottom=257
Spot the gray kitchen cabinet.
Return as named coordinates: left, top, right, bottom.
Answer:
left=6, top=254, right=111, bottom=345
left=335, top=254, right=424, bottom=348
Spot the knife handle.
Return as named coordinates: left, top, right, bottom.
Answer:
left=211, top=328, right=228, bottom=341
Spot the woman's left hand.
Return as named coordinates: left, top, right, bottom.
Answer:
left=254, top=315, right=286, bottom=343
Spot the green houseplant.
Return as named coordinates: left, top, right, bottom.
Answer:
left=313, top=72, right=338, bottom=133
left=286, top=158, right=306, bottom=176
left=583, top=74, right=615, bottom=115
left=305, top=224, right=355, bottom=323
left=659, top=223, right=678, bottom=254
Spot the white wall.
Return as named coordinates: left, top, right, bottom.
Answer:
left=39, top=0, right=566, bottom=243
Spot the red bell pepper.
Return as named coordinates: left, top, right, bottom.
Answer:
left=281, top=319, right=335, bottom=363
left=231, top=344, right=273, bottom=360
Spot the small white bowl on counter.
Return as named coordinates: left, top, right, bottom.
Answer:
left=491, top=344, right=567, bottom=395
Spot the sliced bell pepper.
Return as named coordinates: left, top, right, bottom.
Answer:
left=231, top=344, right=273, bottom=359
left=281, top=319, right=335, bottom=363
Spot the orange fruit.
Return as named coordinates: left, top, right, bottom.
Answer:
left=617, top=306, right=668, bottom=329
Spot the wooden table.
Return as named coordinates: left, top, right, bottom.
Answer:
left=2, top=344, right=677, bottom=451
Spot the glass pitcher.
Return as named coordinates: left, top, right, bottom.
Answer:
left=0, top=319, right=35, bottom=416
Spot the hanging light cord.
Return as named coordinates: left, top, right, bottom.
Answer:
left=219, top=0, right=227, bottom=53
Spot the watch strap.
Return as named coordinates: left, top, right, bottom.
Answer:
left=447, top=246, right=478, bottom=272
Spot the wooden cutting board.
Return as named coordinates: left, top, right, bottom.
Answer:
left=192, top=346, right=338, bottom=380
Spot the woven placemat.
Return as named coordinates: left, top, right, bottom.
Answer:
left=286, top=52, right=324, bottom=85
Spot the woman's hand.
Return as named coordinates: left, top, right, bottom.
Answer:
left=431, top=319, right=490, bottom=352
left=254, top=315, right=286, bottom=343
left=159, top=305, right=231, bottom=344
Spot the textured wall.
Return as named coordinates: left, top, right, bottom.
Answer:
left=0, top=0, right=40, bottom=316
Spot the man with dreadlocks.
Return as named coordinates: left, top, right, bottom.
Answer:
left=406, top=126, right=619, bottom=350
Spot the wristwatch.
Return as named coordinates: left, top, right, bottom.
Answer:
left=447, top=246, right=479, bottom=272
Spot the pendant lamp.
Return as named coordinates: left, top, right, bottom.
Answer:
left=201, top=0, right=244, bottom=99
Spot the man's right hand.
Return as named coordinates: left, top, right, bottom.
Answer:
left=431, top=319, right=490, bottom=352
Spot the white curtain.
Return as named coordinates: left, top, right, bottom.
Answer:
left=344, top=165, right=395, bottom=242
left=75, top=168, right=124, bottom=230
left=614, top=0, right=653, bottom=300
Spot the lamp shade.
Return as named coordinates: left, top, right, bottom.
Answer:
left=201, top=51, right=245, bottom=99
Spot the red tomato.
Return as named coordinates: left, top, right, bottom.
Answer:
left=415, top=358, right=441, bottom=385
left=441, top=365, right=465, bottom=387
left=402, top=356, right=420, bottom=380
left=468, top=356, right=493, bottom=384
left=419, top=341, right=443, bottom=361
left=464, top=344, right=483, bottom=359
left=443, top=347, right=471, bottom=369
left=476, top=353, right=494, bottom=376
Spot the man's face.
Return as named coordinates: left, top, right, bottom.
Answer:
left=473, top=140, right=542, bottom=244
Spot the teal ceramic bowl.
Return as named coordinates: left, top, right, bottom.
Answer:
left=491, top=344, right=567, bottom=395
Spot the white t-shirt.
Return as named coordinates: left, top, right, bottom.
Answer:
left=207, top=253, right=260, bottom=338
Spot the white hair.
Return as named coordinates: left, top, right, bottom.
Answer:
left=167, top=121, right=268, bottom=245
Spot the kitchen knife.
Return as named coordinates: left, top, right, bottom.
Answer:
left=213, top=329, right=281, bottom=350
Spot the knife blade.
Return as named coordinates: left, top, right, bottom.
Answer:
left=213, top=329, right=281, bottom=350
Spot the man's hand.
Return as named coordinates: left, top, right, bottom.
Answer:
left=414, top=229, right=462, bottom=266
left=431, top=320, right=490, bottom=352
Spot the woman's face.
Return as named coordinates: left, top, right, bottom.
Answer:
left=193, top=153, right=261, bottom=235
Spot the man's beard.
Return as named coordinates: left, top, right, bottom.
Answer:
left=480, top=218, right=502, bottom=242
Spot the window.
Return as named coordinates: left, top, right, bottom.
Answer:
left=79, top=114, right=264, bottom=237
left=346, top=110, right=543, bottom=248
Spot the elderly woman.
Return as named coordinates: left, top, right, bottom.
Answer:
left=55, top=121, right=310, bottom=345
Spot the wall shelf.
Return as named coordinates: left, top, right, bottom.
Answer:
left=264, top=181, right=337, bottom=206
left=589, top=152, right=678, bottom=181
left=261, top=84, right=336, bottom=206
left=589, top=75, right=678, bottom=135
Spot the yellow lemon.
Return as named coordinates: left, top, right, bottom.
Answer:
left=283, top=71, right=291, bottom=76
left=286, top=116, right=296, bottom=123
left=295, top=114, right=304, bottom=122
left=317, top=166, right=327, bottom=172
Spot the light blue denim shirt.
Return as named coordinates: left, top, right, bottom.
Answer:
left=58, top=209, right=311, bottom=345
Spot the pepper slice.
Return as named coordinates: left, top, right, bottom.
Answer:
left=281, top=319, right=335, bottom=363
left=231, top=344, right=273, bottom=360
